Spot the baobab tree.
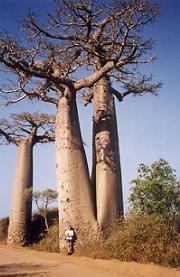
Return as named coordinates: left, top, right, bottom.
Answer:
left=0, top=54, right=100, bottom=245
left=0, top=0, right=161, bottom=242
left=0, top=112, right=55, bottom=246
left=24, top=0, right=161, bottom=231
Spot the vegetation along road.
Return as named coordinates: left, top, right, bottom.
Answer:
left=0, top=245, right=179, bottom=277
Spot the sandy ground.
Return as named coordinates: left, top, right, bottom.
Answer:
left=0, top=244, right=179, bottom=277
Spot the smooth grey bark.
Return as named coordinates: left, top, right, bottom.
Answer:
left=92, top=76, right=123, bottom=231
left=55, top=88, right=98, bottom=248
left=7, top=139, right=33, bottom=246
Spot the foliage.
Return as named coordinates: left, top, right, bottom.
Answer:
left=0, top=209, right=59, bottom=244
left=129, top=159, right=180, bottom=224
left=33, top=188, right=58, bottom=232
left=104, top=213, right=180, bottom=267
left=78, top=213, right=180, bottom=267
left=32, top=210, right=180, bottom=267
left=31, top=221, right=59, bottom=253
left=0, top=217, right=9, bottom=242
left=31, top=213, right=49, bottom=242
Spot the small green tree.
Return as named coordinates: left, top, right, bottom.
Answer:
left=129, top=159, right=180, bottom=224
left=33, top=188, right=58, bottom=232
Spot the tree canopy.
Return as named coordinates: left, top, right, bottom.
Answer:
left=0, top=0, right=161, bottom=105
left=0, top=112, right=55, bottom=145
left=129, top=159, right=180, bottom=221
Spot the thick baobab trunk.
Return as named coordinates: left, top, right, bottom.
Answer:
left=56, top=89, right=98, bottom=248
left=7, top=139, right=33, bottom=246
left=92, top=76, right=123, bottom=231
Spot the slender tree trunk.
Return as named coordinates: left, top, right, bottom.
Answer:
left=44, top=214, right=49, bottom=232
left=92, top=76, right=124, bottom=231
left=56, top=88, right=98, bottom=248
left=7, top=139, right=33, bottom=246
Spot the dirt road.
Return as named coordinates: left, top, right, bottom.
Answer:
left=0, top=244, right=179, bottom=277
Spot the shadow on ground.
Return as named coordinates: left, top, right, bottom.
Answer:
left=31, top=209, right=58, bottom=243
left=0, top=263, right=49, bottom=276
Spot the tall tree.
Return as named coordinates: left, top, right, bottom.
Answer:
left=79, top=0, right=161, bottom=230
left=0, top=0, right=161, bottom=240
left=0, top=54, right=99, bottom=245
left=92, top=76, right=123, bottom=230
left=0, top=112, right=55, bottom=246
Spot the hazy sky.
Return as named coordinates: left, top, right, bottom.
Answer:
left=0, top=0, right=180, bottom=218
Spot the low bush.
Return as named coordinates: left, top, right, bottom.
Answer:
left=104, top=213, right=180, bottom=267
left=77, top=213, right=180, bottom=267
left=0, top=217, right=9, bottom=242
left=1, top=211, right=179, bottom=267
left=31, top=208, right=58, bottom=242
left=31, top=221, right=59, bottom=253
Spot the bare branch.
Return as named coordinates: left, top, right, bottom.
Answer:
left=0, top=125, right=17, bottom=145
left=83, top=91, right=93, bottom=106
left=0, top=0, right=160, bottom=100
left=0, top=113, right=55, bottom=146
left=112, top=74, right=162, bottom=101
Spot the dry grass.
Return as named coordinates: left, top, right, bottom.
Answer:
left=31, top=222, right=59, bottom=253
left=31, top=209, right=59, bottom=252
left=1, top=211, right=179, bottom=267
left=77, top=213, right=180, bottom=267
left=105, top=213, right=180, bottom=267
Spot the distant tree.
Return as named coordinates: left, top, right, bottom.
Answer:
left=129, top=159, right=180, bottom=224
left=33, top=188, right=57, bottom=232
left=0, top=112, right=55, bottom=246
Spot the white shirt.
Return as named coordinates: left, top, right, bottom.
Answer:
left=65, top=229, right=74, bottom=240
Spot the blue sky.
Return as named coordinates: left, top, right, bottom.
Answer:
left=0, top=0, right=180, bottom=218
